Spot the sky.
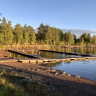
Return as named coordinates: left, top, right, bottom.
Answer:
left=0, top=0, right=96, bottom=32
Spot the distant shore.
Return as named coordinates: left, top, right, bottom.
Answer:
left=0, top=44, right=96, bottom=51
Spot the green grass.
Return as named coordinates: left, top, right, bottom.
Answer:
left=0, top=70, right=64, bottom=96
left=0, top=78, right=27, bottom=96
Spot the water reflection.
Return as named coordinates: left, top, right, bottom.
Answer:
left=51, top=47, right=96, bottom=55
left=38, top=47, right=96, bottom=58
left=9, top=47, right=96, bottom=58
left=9, top=47, right=96, bottom=81
left=9, top=53, right=27, bottom=58
left=43, top=60, right=96, bottom=81
left=9, top=50, right=38, bottom=58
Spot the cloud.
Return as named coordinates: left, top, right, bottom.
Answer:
left=62, top=29, right=96, bottom=38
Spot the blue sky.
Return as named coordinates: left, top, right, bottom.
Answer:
left=0, top=0, right=96, bottom=31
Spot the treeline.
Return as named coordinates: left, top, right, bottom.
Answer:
left=0, top=17, right=96, bottom=45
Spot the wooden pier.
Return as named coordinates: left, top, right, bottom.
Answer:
left=0, top=49, right=94, bottom=63
left=39, top=50, right=94, bottom=57
left=8, top=50, right=39, bottom=58
left=0, top=49, right=96, bottom=63
left=1, top=56, right=96, bottom=64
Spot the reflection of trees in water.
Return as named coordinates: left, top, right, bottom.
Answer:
left=10, top=53, right=27, bottom=58
left=43, top=62, right=61, bottom=67
left=52, top=47, right=96, bottom=55
left=38, top=51, right=59, bottom=58
left=43, top=61, right=71, bottom=67
left=39, top=47, right=96, bottom=59
left=26, top=50, right=38, bottom=55
left=78, top=47, right=96, bottom=55
left=64, top=61, right=71, bottom=64
left=10, top=47, right=96, bottom=59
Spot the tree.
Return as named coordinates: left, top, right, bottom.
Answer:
left=37, top=23, right=46, bottom=44
left=64, top=31, right=74, bottom=45
left=2, top=17, right=7, bottom=43
left=58, top=29, right=64, bottom=41
left=91, top=35, right=96, bottom=45
left=73, top=34, right=76, bottom=43
left=28, top=26, right=36, bottom=44
left=23, top=24, right=30, bottom=44
left=45, top=25, right=52, bottom=44
left=51, top=28, right=60, bottom=45
left=6, top=21, right=13, bottom=44
left=80, top=33, right=91, bottom=44
left=67, top=31, right=74, bottom=45
left=14, top=24, right=23, bottom=44
left=81, top=37, right=84, bottom=46
left=45, top=26, right=60, bottom=45
left=64, top=32, right=68, bottom=43
left=0, top=25, right=3, bottom=43
left=87, top=34, right=91, bottom=43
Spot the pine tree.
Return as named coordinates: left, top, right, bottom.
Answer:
left=6, top=21, right=13, bottom=44
left=37, top=23, right=46, bottom=44
left=29, top=26, right=36, bottom=44
left=64, top=32, right=68, bottom=43
left=51, top=28, right=59, bottom=45
left=67, top=31, right=74, bottom=45
left=14, top=24, right=23, bottom=44
left=0, top=25, right=3, bottom=43
left=2, top=17, right=7, bottom=44
left=23, top=24, right=30, bottom=44
left=58, top=29, right=64, bottom=41
left=81, top=37, right=84, bottom=46
left=91, top=35, right=96, bottom=45
left=45, top=26, right=52, bottom=44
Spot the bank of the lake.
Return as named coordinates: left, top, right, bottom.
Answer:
left=0, top=49, right=96, bottom=96
left=0, top=62, right=96, bottom=96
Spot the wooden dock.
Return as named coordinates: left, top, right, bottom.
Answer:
left=1, top=56, right=96, bottom=64
left=39, top=50, right=94, bottom=57
left=1, top=49, right=95, bottom=64
left=8, top=50, right=39, bottom=58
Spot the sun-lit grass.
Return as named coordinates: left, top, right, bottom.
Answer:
left=0, top=78, right=27, bottom=96
left=0, top=69, right=64, bottom=96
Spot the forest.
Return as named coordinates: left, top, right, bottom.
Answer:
left=0, top=17, right=96, bottom=45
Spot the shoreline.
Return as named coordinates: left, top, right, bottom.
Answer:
left=0, top=62, right=96, bottom=96
left=0, top=49, right=96, bottom=96
left=1, top=44, right=96, bottom=50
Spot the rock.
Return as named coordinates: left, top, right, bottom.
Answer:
left=67, top=74, right=71, bottom=76
left=76, top=75, right=80, bottom=78
left=32, top=69, right=35, bottom=71
left=55, top=72, right=58, bottom=75
left=37, top=69, right=41, bottom=71
left=62, top=72, right=66, bottom=75
left=50, top=71, right=56, bottom=74
left=47, top=69, right=51, bottom=71
left=51, top=69, right=56, bottom=72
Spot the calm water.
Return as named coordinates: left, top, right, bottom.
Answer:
left=38, top=47, right=96, bottom=58
left=9, top=52, right=27, bottom=58
left=43, top=60, right=96, bottom=81
left=10, top=47, right=96, bottom=58
left=9, top=47, right=96, bottom=81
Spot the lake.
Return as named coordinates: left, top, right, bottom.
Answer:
left=43, top=60, right=96, bottom=81
left=10, top=47, right=96, bottom=58
left=9, top=47, right=96, bottom=81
